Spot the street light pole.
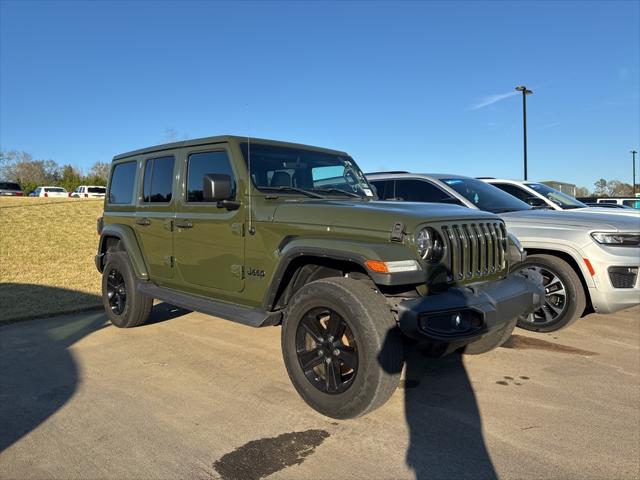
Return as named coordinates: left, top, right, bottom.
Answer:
left=632, top=150, right=638, bottom=195
left=516, top=86, right=533, bottom=180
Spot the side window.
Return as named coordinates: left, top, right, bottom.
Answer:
left=186, top=150, right=235, bottom=202
left=369, top=180, right=393, bottom=199
left=109, top=161, right=137, bottom=204
left=394, top=180, right=454, bottom=203
left=492, top=183, right=532, bottom=202
left=143, top=156, right=175, bottom=203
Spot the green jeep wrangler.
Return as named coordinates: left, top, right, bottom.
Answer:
left=96, top=135, right=543, bottom=418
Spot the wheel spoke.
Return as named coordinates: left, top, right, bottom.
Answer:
left=337, top=347, right=356, bottom=370
left=300, top=314, right=325, bottom=343
left=545, top=300, right=563, bottom=315
left=546, top=277, right=561, bottom=289
left=325, top=360, right=341, bottom=393
left=541, top=305, right=554, bottom=322
left=298, top=348, right=324, bottom=372
left=326, top=313, right=346, bottom=340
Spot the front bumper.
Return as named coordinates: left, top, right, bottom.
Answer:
left=397, top=270, right=544, bottom=344
left=580, top=242, right=640, bottom=314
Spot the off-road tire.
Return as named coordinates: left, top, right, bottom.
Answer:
left=514, top=254, right=586, bottom=333
left=102, top=251, right=153, bottom=328
left=281, top=277, right=403, bottom=419
left=462, top=317, right=517, bottom=355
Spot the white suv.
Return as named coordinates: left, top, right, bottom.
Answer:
left=29, top=186, right=68, bottom=198
left=71, top=185, right=106, bottom=198
left=482, top=178, right=639, bottom=217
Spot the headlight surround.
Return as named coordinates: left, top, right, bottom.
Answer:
left=415, top=227, right=445, bottom=262
left=591, top=232, right=640, bottom=247
left=506, top=232, right=526, bottom=263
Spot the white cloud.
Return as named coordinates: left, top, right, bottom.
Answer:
left=471, top=90, right=518, bottom=110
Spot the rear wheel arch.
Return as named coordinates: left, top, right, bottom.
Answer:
left=97, top=225, right=149, bottom=280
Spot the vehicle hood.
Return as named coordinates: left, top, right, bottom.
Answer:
left=575, top=207, right=640, bottom=217
left=271, top=199, right=499, bottom=232
left=501, top=208, right=640, bottom=232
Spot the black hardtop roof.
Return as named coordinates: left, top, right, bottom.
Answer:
left=113, top=135, right=350, bottom=161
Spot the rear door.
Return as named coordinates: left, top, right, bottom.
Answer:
left=173, top=144, right=245, bottom=293
left=134, top=154, right=176, bottom=282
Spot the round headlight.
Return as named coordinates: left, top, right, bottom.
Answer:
left=416, top=227, right=444, bottom=262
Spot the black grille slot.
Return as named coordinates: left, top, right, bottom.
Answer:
left=442, top=222, right=507, bottom=282
left=608, top=267, right=638, bottom=289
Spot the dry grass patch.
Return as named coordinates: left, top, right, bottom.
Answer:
left=0, top=198, right=104, bottom=322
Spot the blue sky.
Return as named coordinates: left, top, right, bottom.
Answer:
left=1, top=0, right=638, bottom=189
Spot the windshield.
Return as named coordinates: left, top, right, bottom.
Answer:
left=525, top=183, right=587, bottom=209
left=240, top=143, right=373, bottom=198
left=442, top=177, right=532, bottom=213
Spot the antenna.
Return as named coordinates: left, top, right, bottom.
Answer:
left=246, top=105, right=255, bottom=235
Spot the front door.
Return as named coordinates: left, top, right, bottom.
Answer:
left=173, top=145, right=244, bottom=293
left=135, top=154, right=176, bottom=281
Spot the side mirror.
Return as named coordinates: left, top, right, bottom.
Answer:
left=526, top=196, right=547, bottom=208
left=203, top=174, right=232, bottom=202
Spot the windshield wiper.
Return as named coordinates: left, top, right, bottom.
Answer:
left=313, top=188, right=363, bottom=198
left=262, top=186, right=325, bottom=199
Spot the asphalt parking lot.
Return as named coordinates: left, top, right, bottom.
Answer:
left=1, top=305, right=638, bottom=480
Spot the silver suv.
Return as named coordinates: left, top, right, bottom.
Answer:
left=367, top=172, right=640, bottom=332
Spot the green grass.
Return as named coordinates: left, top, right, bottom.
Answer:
left=0, top=198, right=104, bottom=322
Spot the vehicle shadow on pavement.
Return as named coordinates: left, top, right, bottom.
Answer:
left=0, top=288, right=190, bottom=453
left=395, top=339, right=497, bottom=480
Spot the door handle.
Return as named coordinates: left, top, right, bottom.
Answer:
left=175, top=220, right=193, bottom=229
left=135, top=218, right=151, bottom=226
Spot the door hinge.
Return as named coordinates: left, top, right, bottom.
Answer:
left=231, top=223, right=245, bottom=237
left=231, top=264, right=244, bottom=278
left=164, top=219, right=174, bottom=232
left=164, top=255, right=175, bottom=267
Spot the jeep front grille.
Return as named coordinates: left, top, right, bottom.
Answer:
left=441, top=222, right=508, bottom=282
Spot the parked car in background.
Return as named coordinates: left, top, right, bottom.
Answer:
left=592, top=197, right=640, bottom=209
left=71, top=185, right=106, bottom=198
left=29, top=186, right=68, bottom=198
left=367, top=172, right=640, bottom=333
left=480, top=178, right=640, bottom=216
left=583, top=202, right=635, bottom=210
left=0, top=181, right=24, bottom=196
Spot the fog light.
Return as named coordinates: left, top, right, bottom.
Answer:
left=419, top=310, right=483, bottom=336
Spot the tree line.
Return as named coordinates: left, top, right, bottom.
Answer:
left=1, top=149, right=637, bottom=198
left=590, top=178, right=638, bottom=198
left=0, top=151, right=109, bottom=194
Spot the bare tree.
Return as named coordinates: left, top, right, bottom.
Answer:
left=88, top=161, right=110, bottom=184
left=593, top=178, right=608, bottom=196
left=575, top=186, right=590, bottom=197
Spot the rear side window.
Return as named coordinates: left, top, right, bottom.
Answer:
left=143, top=156, right=175, bottom=203
left=369, top=180, right=392, bottom=199
left=394, top=179, right=454, bottom=203
left=109, top=161, right=137, bottom=204
left=88, top=187, right=106, bottom=193
left=0, top=182, right=21, bottom=190
left=45, top=187, right=65, bottom=193
left=186, top=151, right=235, bottom=202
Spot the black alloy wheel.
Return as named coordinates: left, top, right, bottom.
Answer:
left=106, top=268, right=127, bottom=316
left=295, top=307, right=358, bottom=394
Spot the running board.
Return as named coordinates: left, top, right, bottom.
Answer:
left=138, top=283, right=281, bottom=327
